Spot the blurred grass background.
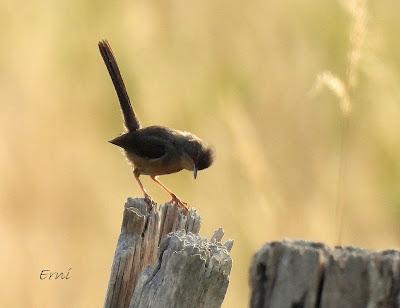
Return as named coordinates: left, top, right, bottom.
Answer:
left=1, top=0, right=400, bottom=306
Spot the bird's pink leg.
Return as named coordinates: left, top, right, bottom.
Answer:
left=150, top=176, right=189, bottom=210
left=133, top=169, right=152, bottom=201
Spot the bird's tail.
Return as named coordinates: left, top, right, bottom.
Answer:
left=98, top=40, right=141, bottom=131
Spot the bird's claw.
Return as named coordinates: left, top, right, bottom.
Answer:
left=170, top=194, right=189, bottom=212
left=144, top=193, right=153, bottom=205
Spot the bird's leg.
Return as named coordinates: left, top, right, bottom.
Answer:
left=150, top=176, right=189, bottom=210
left=133, top=169, right=152, bottom=202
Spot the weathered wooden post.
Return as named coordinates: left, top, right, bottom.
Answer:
left=104, top=197, right=233, bottom=308
left=250, top=240, right=400, bottom=308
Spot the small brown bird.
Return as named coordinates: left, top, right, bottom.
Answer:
left=98, top=40, right=214, bottom=209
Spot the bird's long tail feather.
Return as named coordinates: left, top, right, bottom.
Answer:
left=98, top=40, right=141, bottom=131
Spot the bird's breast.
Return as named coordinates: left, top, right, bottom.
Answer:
left=125, top=150, right=184, bottom=176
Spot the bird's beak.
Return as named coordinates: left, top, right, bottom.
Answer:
left=193, top=166, right=198, bottom=179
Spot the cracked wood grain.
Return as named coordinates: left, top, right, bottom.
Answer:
left=104, top=198, right=232, bottom=308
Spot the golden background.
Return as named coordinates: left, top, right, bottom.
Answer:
left=1, top=0, right=399, bottom=307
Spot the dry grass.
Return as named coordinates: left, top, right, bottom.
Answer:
left=311, top=0, right=367, bottom=243
left=1, top=0, right=400, bottom=307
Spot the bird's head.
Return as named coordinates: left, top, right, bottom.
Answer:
left=183, top=138, right=215, bottom=179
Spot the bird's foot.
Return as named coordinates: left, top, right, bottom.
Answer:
left=170, top=194, right=189, bottom=212
left=144, top=193, right=154, bottom=205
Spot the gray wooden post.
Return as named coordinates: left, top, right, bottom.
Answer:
left=250, top=240, right=400, bottom=308
left=104, top=198, right=233, bottom=308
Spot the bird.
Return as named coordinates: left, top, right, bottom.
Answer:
left=98, top=40, right=214, bottom=209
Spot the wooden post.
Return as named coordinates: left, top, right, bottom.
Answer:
left=104, top=198, right=233, bottom=308
left=250, top=240, right=400, bottom=308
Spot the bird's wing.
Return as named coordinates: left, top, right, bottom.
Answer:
left=109, top=132, right=166, bottom=159
left=98, top=40, right=141, bottom=132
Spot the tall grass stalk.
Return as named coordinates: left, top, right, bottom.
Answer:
left=312, top=0, right=366, bottom=243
